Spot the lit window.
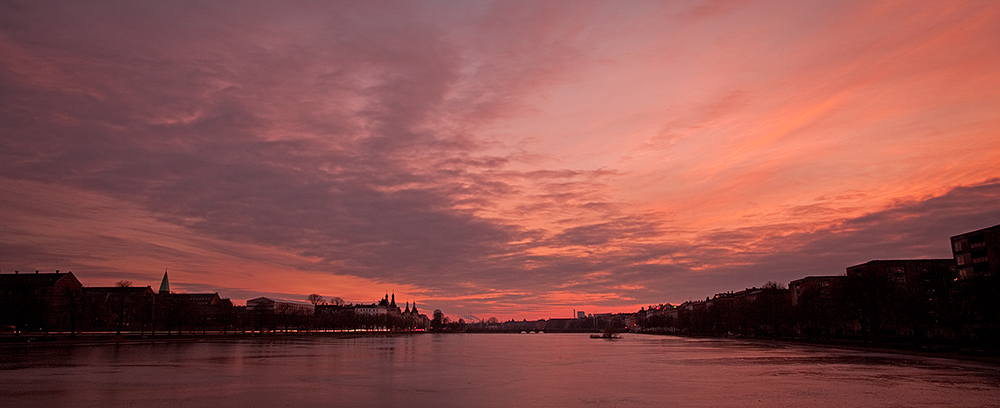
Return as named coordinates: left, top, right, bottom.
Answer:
left=957, top=253, right=972, bottom=266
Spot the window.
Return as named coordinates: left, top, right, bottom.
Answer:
left=953, top=241, right=963, bottom=251
left=956, top=253, right=972, bottom=266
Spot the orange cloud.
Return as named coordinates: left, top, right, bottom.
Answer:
left=2, top=1, right=999, bottom=320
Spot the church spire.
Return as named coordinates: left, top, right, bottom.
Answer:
left=158, top=269, right=170, bottom=294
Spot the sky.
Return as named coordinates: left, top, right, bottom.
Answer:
left=2, top=0, right=999, bottom=321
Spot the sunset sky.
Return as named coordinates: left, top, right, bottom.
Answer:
left=2, top=1, right=999, bottom=321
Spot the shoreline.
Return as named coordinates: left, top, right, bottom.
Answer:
left=640, top=332, right=1000, bottom=365
left=0, top=330, right=420, bottom=348
left=759, top=338, right=1000, bottom=365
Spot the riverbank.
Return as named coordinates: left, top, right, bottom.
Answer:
left=640, top=332, right=1000, bottom=365
left=0, top=330, right=420, bottom=348
left=758, top=337, right=1000, bottom=364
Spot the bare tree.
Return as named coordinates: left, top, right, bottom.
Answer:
left=307, top=293, right=325, bottom=306
left=762, top=281, right=785, bottom=290
left=115, top=280, right=132, bottom=287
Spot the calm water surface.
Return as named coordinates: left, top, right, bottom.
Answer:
left=2, top=333, right=998, bottom=407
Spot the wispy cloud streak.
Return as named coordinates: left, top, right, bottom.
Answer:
left=1, top=1, right=998, bottom=318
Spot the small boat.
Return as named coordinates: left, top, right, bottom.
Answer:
left=590, top=329, right=622, bottom=339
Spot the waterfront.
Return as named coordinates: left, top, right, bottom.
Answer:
left=2, top=333, right=999, bottom=407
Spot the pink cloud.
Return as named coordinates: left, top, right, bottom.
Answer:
left=1, top=1, right=999, bottom=319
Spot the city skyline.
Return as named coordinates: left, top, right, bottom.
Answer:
left=2, top=1, right=1000, bottom=320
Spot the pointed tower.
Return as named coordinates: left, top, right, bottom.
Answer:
left=391, top=292, right=396, bottom=307
left=158, top=270, right=170, bottom=294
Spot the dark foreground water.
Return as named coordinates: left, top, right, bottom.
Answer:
left=2, top=333, right=999, bottom=407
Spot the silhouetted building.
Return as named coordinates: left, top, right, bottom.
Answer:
left=352, top=303, right=387, bottom=316
left=845, top=259, right=957, bottom=337
left=789, top=276, right=852, bottom=337
left=951, top=223, right=1000, bottom=279
left=354, top=293, right=404, bottom=316
left=0, top=270, right=83, bottom=332
left=949, top=224, right=1000, bottom=339
left=82, top=285, right=155, bottom=333
left=158, top=271, right=170, bottom=294
left=170, top=292, right=233, bottom=322
left=789, top=276, right=845, bottom=307
left=545, top=318, right=576, bottom=331
left=846, top=260, right=956, bottom=289
left=402, top=301, right=430, bottom=329
left=379, top=292, right=401, bottom=316
left=640, top=304, right=678, bottom=321
left=246, top=297, right=313, bottom=315
left=431, top=309, right=444, bottom=330
left=173, top=292, right=226, bottom=308
left=703, top=285, right=791, bottom=336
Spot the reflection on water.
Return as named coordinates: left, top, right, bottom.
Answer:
left=1, top=334, right=998, bottom=407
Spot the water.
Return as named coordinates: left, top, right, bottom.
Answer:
left=2, top=334, right=998, bottom=407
